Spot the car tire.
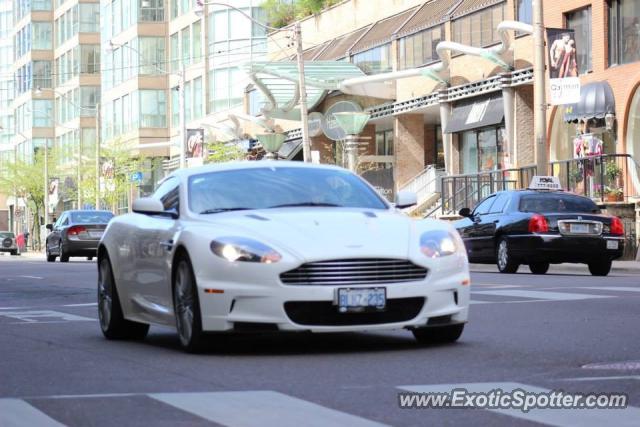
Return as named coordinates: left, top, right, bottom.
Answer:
left=412, top=324, right=465, bottom=344
left=98, top=257, right=149, bottom=340
left=10, top=250, right=18, bottom=256
left=496, top=238, right=519, bottom=274
left=46, top=242, right=56, bottom=262
left=173, top=255, right=206, bottom=353
left=529, top=262, right=549, bottom=275
left=588, top=259, right=612, bottom=276
left=87, top=256, right=93, bottom=261
left=59, top=243, right=69, bottom=263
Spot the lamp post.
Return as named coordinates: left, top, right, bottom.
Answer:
left=194, top=1, right=311, bottom=162
left=332, top=111, right=371, bottom=172
left=256, top=132, right=285, bottom=160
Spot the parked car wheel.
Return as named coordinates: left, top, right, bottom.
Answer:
left=98, top=257, right=149, bottom=340
left=588, top=259, right=612, bottom=276
left=412, top=324, right=465, bottom=344
left=496, top=238, right=519, bottom=273
left=529, top=262, right=549, bottom=275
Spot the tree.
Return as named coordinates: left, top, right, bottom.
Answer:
left=206, top=140, right=247, bottom=163
left=263, top=0, right=343, bottom=28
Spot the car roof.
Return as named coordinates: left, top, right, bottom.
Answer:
left=491, top=190, right=590, bottom=198
left=167, top=161, right=347, bottom=182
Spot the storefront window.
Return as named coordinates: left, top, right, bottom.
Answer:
left=608, top=0, right=640, bottom=66
left=626, top=86, right=640, bottom=191
left=459, top=126, right=505, bottom=174
left=565, top=7, right=592, bottom=74
left=375, top=130, right=393, bottom=156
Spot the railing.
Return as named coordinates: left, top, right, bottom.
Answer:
left=549, top=154, right=640, bottom=202
left=399, top=165, right=445, bottom=206
left=439, top=166, right=538, bottom=215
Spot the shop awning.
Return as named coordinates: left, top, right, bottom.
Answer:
left=444, top=95, right=504, bottom=133
left=564, top=81, right=615, bottom=123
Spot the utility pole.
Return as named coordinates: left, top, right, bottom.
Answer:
left=295, top=22, right=311, bottom=163
left=533, top=0, right=548, bottom=175
left=95, top=102, right=100, bottom=210
left=44, top=139, right=49, bottom=225
left=179, top=64, right=187, bottom=169
left=77, top=136, right=82, bottom=209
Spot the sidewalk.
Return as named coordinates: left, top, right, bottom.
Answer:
left=470, top=261, right=640, bottom=274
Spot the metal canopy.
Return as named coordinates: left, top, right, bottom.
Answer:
left=242, top=61, right=366, bottom=120
left=444, top=95, right=504, bottom=134
left=564, top=81, right=615, bottom=123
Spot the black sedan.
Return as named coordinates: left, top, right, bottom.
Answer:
left=45, top=210, right=114, bottom=262
left=454, top=190, right=625, bottom=276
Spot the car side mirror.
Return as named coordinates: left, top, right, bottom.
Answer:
left=395, top=191, right=417, bottom=209
left=458, top=208, right=472, bottom=218
left=45, top=224, right=53, bottom=231
left=132, top=198, right=165, bottom=215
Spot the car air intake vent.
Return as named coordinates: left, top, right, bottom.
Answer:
left=280, top=258, right=428, bottom=286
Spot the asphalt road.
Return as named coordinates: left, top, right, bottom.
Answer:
left=1, top=254, right=639, bottom=427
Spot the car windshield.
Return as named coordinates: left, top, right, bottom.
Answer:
left=0, top=232, right=14, bottom=238
left=70, top=211, right=114, bottom=224
left=188, top=167, right=388, bottom=213
left=519, top=194, right=600, bottom=213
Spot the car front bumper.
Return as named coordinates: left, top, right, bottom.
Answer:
left=195, top=256, right=471, bottom=333
left=508, top=234, right=625, bottom=263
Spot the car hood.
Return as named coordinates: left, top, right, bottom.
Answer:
left=201, top=208, right=414, bottom=261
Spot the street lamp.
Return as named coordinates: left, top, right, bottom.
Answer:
left=332, top=111, right=371, bottom=172
left=194, top=1, right=312, bottom=162
left=256, top=132, right=285, bottom=160
left=105, top=41, right=187, bottom=170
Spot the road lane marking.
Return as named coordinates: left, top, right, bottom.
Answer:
left=149, top=391, right=389, bottom=427
left=63, top=303, right=97, bottom=307
left=584, top=287, right=640, bottom=293
left=18, top=275, right=44, bottom=280
left=398, top=382, right=639, bottom=427
left=0, top=399, right=67, bottom=427
left=0, top=310, right=94, bottom=323
left=472, top=290, right=614, bottom=301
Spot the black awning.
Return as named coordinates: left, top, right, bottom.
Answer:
left=564, top=81, right=615, bottom=123
left=444, top=95, right=504, bottom=134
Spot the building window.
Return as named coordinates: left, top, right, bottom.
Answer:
left=80, top=87, right=100, bottom=116
left=139, top=90, right=167, bottom=128
left=33, top=100, right=54, bottom=127
left=459, top=126, right=505, bottom=174
left=140, top=0, right=164, bottom=22
left=138, top=37, right=165, bottom=75
left=516, top=0, right=532, bottom=25
left=171, top=89, right=179, bottom=128
left=352, top=44, right=392, bottom=75
left=170, top=33, right=179, bottom=72
left=565, top=7, right=592, bottom=74
left=608, top=0, right=640, bottom=66
left=79, top=3, right=100, bottom=32
left=452, top=3, right=505, bottom=48
left=181, top=27, right=191, bottom=67
left=80, top=45, right=100, bottom=74
left=375, top=130, right=393, bottom=156
left=32, top=22, right=52, bottom=50
left=398, top=26, right=443, bottom=70
left=193, top=77, right=203, bottom=120
left=33, top=61, right=52, bottom=89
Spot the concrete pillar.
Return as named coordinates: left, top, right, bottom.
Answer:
left=394, top=114, right=425, bottom=189
left=439, top=101, right=453, bottom=174
left=502, top=85, right=515, bottom=169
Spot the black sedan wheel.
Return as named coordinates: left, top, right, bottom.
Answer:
left=496, top=238, right=519, bottom=274
left=173, top=256, right=205, bottom=353
left=529, top=262, right=549, bottom=275
left=413, top=324, right=465, bottom=344
left=98, top=257, right=149, bottom=340
left=588, top=259, right=612, bottom=276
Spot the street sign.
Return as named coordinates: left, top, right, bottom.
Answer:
left=130, top=171, right=143, bottom=183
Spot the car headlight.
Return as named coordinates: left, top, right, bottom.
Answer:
left=420, top=230, right=459, bottom=258
left=210, top=237, right=282, bottom=263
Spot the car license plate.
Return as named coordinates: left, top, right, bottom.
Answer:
left=570, top=223, right=590, bottom=234
left=607, top=240, right=619, bottom=250
left=336, top=287, right=386, bottom=313
left=89, top=231, right=103, bottom=239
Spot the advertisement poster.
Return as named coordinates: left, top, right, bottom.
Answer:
left=186, top=129, right=205, bottom=158
left=547, top=28, right=581, bottom=105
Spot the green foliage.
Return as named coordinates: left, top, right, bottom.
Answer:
left=206, top=141, right=246, bottom=164
left=605, top=161, right=622, bottom=183
left=263, top=0, right=344, bottom=28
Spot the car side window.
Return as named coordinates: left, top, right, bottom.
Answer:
left=489, top=193, right=510, bottom=214
left=153, top=177, right=180, bottom=213
left=473, top=196, right=495, bottom=216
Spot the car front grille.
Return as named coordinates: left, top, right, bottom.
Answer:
left=280, top=258, right=428, bottom=286
left=284, top=298, right=425, bottom=326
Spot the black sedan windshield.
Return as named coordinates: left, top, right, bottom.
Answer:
left=519, top=194, right=599, bottom=213
left=189, top=167, right=388, bottom=213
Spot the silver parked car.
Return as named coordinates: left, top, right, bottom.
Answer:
left=0, top=231, right=20, bottom=256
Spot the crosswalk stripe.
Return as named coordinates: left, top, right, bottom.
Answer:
left=472, top=289, right=614, bottom=301
left=398, top=382, right=640, bottom=427
left=0, top=399, right=67, bottom=427
left=149, top=391, right=389, bottom=427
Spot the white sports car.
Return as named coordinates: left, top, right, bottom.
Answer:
left=97, top=162, right=470, bottom=352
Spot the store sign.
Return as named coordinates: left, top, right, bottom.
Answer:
left=549, top=77, right=581, bottom=105
left=308, top=112, right=325, bottom=137
left=465, top=100, right=490, bottom=125
left=323, top=101, right=363, bottom=141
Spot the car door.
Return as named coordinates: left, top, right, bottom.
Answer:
left=458, top=196, right=495, bottom=261
left=48, top=214, right=67, bottom=253
left=475, top=193, right=510, bottom=259
left=132, top=178, right=181, bottom=322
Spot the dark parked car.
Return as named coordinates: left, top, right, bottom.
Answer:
left=45, top=210, right=114, bottom=262
left=454, top=188, right=624, bottom=276
left=0, top=231, right=19, bottom=256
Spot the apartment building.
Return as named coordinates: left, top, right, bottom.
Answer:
left=0, top=0, right=13, bottom=230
